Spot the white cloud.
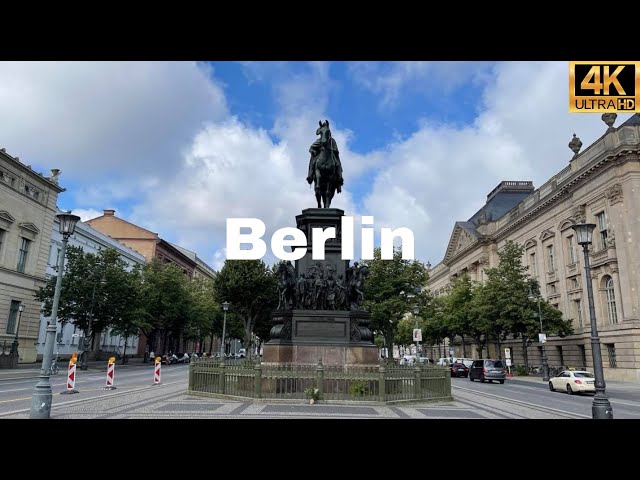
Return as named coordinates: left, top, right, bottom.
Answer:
left=0, top=61, right=227, bottom=180
left=361, top=61, right=634, bottom=266
left=71, top=208, right=103, bottom=222
left=347, top=61, right=492, bottom=109
left=130, top=117, right=359, bottom=268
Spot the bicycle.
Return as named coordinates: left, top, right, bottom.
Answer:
left=50, top=356, right=60, bottom=375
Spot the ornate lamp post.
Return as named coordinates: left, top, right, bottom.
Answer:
left=10, top=305, right=25, bottom=356
left=528, top=285, right=549, bottom=382
left=412, top=304, right=421, bottom=363
left=30, top=211, right=80, bottom=419
left=572, top=222, right=613, bottom=419
left=219, top=301, right=230, bottom=360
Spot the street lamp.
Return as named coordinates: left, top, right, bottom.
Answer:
left=412, top=304, right=421, bottom=363
left=572, top=222, right=614, bottom=419
left=30, top=211, right=80, bottom=419
left=528, top=285, right=549, bottom=382
left=219, top=301, right=230, bottom=360
left=10, top=305, right=25, bottom=355
left=79, top=273, right=107, bottom=370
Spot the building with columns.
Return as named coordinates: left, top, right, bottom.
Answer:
left=427, top=113, right=640, bottom=381
left=1, top=148, right=65, bottom=363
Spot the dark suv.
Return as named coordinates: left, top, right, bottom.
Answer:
left=469, top=359, right=506, bottom=384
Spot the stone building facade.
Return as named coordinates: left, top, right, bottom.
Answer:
left=0, top=149, right=65, bottom=363
left=427, top=114, right=640, bottom=381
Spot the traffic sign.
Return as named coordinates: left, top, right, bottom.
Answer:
left=413, top=329, right=422, bottom=342
left=504, top=348, right=511, bottom=359
left=539, top=333, right=547, bottom=344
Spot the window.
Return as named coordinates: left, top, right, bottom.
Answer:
left=570, top=278, right=579, bottom=290
left=529, top=252, right=537, bottom=276
left=0, top=229, right=5, bottom=255
left=578, top=345, right=587, bottom=369
left=606, top=344, right=617, bottom=368
left=574, top=299, right=583, bottom=327
left=566, top=235, right=576, bottom=264
left=546, top=244, right=555, bottom=272
left=547, top=283, right=556, bottom=295
left=596, top=212, right=607, bottom=250
left=6, top=300, right=20, bottom=334
left=16, top=238, right=31, bottom=273
left=605, top=277, right=618, bottom=324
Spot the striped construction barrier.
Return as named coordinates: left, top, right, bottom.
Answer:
left=61, top=354, right=79, bottom=394
left=104, top=356, right=117, bottom=390
left=153, top=356, right=161, bottom=385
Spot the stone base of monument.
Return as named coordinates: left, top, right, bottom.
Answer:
left=264, top=309, right=379, bottom=366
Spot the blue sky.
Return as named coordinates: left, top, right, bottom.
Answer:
left=0, top=61, right=633, bottom=269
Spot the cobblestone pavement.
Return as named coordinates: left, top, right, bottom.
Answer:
left=1, top=377, right=586, bottom=419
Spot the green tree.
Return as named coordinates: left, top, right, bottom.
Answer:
left=364, top=247, right=430, bottom=361
left=213, top=260, right=277, bottom=354
left=184, top=277, right=218, bottom=353
left=481, top=241, right=573, bottom=366
left=35, top=246, right=137, bottom=349
left=137, top=259, right=191, bottom=354
left=441, top=273, right=475, bottom=357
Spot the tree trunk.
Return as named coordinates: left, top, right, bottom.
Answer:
left=162, top=330, right=169, bottom=355
left=384, top=331, right=394, bottom=363
left=122, top=337, right=128, bottom=365
left=496, top=336, right=502, bottom=359
left=462, top=336, right=467, bottom=357
left=521, top=337, right=529, bottom=368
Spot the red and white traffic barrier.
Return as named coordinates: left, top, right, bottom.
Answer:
left=153, top=356, right=162, bottom=385
left=104, top=356, right=117, bottom=390
left=61, top=355, right=79, bottom=394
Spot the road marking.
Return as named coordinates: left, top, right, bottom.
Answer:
left=453, top=385, right=590, bottom=418
left=0, top=379, right=186, bottom=417
left=0, top=396, right=31, bottom=404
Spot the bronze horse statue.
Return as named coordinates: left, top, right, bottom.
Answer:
left=310, top=120, right=343, bottom=208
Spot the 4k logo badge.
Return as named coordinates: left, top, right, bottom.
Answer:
left=569, top=62, right=640, bottom=113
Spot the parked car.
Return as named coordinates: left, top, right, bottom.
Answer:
left=450, top=361, right=469, bottom=378
left=400, top=355, right=416, bottom=365
left=548, top=370, right=596, bottom=395
left=235, top=348, right=246, bottom=359
left=456, top=358, right=474, bottom=368
left=469, top=359, right=506, bottom=384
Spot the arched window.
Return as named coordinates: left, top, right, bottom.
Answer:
left=605, top=277, right=618, bottom=324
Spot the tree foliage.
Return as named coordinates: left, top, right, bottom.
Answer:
left=364, top=247, right=430, bottom=358
left=213, top=260, right=277, bottom=352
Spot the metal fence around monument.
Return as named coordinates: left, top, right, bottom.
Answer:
left=189, top=358, right=451, bottom=403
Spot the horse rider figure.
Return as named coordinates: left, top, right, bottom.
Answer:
left=306, top=120, right=344, bottom=193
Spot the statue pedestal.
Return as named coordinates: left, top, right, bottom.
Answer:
left=264, top=208, right=377, bottom=367
left=264, top=309, right=378, bottom=366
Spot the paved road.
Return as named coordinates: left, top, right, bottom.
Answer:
left=2, top=366, right=638, bottom=419
left=0, top=362, right=188, bottom=416
left=451, top=375, right=640, bottom=419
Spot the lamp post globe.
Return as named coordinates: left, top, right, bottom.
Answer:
left=30, top=211, right=80, bottom=419
left=571, top=222, right=613, bottom=419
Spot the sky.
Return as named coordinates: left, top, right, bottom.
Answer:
left=0, top=61, right=633, bottom=270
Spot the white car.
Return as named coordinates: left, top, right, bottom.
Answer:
left=548, top=370, right=596, bottom=394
